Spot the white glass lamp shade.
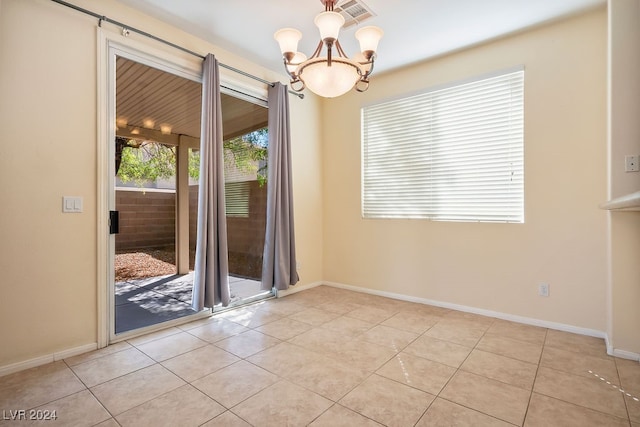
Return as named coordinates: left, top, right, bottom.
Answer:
left=355, top=26, right=383, bottom=54
left=314, top=11, right=345, bottom=40
left=299, top=58, right=360, bottom=98
left=274, top=28, right=302, bottom=54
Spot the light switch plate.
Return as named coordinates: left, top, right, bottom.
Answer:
left=62, top=196, right=83, bottom=213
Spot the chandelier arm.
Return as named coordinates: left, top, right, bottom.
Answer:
left=362, top=57, right=375, bottom=79
left=355, top=79, right=370, bottom=92
left=281, top=57, right=297, bottom=80
left=334, top=40, right=349, bottom=59
left=290, top=78, right=306, bottom=92
left=309, top=40, right=324, bottom=60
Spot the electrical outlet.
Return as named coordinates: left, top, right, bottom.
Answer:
left=625, top=155, right=639, bottom=172
left=538, top=283, right=549, bottom=297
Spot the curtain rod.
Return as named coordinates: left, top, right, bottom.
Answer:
left=50, top=0, right=304, bottom=99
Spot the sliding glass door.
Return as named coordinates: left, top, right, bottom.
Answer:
left=112, top=55, right=202, bottom=334
left=108, top=49, right=273, bottom=339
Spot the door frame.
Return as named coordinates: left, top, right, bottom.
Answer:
left=97, top=28, right=205, bottom=346
left=96, top=27, right=271, bottom=347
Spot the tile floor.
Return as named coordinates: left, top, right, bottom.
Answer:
left=115, top=274, right=264, bottom=333
left=2, top=285, right=640, bottom=426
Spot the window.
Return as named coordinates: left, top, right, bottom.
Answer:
left=224, top=181, right=250, bottom=218
left=362, top=69, right=524, bottom=223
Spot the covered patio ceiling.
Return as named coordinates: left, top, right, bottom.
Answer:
left=115, top=56, right=268, bottom=145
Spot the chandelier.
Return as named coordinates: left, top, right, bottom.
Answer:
left=274, top=0, right=383, bottom=98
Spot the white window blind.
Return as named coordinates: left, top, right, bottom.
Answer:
left=362, top=69, right=524, bottom=222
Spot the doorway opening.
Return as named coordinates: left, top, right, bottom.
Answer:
left=112, top=55, right=272, bottom=336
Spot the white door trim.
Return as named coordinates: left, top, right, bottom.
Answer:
left=96, top=28, right=204, bottom=347
left=96, top=27, right=271, bottom=345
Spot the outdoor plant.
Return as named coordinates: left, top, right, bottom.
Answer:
left=116, top=127, right=268, bottom=186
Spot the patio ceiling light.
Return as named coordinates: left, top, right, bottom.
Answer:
left=274, top=0, right=383, bottom=98
left=116, top=117, right=128, bottom=129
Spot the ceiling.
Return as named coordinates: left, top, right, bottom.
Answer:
left=116, top=0, right=605, bottom=76
left=116, top=57, right=267, bottom=141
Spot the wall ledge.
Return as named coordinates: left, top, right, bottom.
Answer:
left=600, top=190, right=640, bottom=211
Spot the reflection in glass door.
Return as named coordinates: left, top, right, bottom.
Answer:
left=223, top=125, right=272, bottom=307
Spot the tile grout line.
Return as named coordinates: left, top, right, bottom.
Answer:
left=521, top=326, right=548, bottom=426
left=186, top=358, right=263, bottom=412
left=230, top=305, right=401, bottom=423
left=526, top=332, right=632, bottom=424
left=62, top=358, right=118, bottom=425
left=432, top=317, right=514, bottom=424
left=531, top=364, right=634, bottom=423
left=300, top=304, right=408, bottom=423
left=4, top=286, right=627, bottom=426
left=404, top=314, right=456, bottom=426
left=614, top=356, right=634, bottom=424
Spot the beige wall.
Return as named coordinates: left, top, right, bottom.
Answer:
left=608, top=0, right=640, bottom=355
left=322, top=9, right=608, bottom=331
left=3, top=0, right=635, bottom=368
left=0, top=0, right=323, bottom=366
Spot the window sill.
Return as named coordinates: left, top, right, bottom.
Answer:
left=600, top=191, right=640, bottom=211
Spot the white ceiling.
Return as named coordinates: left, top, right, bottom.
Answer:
left=116, top=0, right=605, bottom=76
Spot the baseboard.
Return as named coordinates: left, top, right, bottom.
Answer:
left=0, top=343, right=97, bottom=378
left=322, top=281, right=613, bottom=343
left=605, top=334, right=614, bottom=356
left=54, top=343, right=98, bottom=361
left=612, top=348, right=640, bottom=361
left=5, top=280, right=639, bottom=377
left=276, top=280, right=323, bottom=298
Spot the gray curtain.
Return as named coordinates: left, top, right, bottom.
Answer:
left=192, top=53, right=231, bottom=310
left=261, top=82, right=299, bottom=291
